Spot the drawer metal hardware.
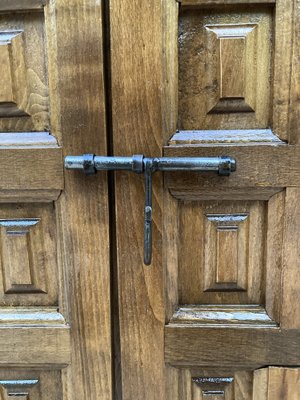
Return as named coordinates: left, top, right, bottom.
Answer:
left=65, top=154, right=236, bottom=265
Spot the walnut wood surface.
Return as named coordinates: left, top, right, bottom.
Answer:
left=273, top=0, right=296, bottom=141
left=0, top=13, right=50, bottom=132
left=0, top=0, right=295, bottom=397
left=46, top=0, right=112, bottom=399
left=178, top=7, right=272, bottom=130
left=165, top=326, right=300, bottom=367
left=0, top=133, right=63, bottom=201
left=0, top=325, right=70, bottom=367
left=253, top=368, right=300, bottom=399
left=281, top=188, right=300, bottom=328
left=265, top=191, right=285, bottom=322
left=178, top=201, right=267, bottom=305
left=164, top=144, right=300, bottom=189
left=112, top=0, right=300, bottom=398
left=0, top=148, right=63, bottom=190
left=288, top=0, right=300, bottom=144
left=110, top=0, right=166, bottom=398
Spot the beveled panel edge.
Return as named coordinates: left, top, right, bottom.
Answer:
left=0, top=132, right=59, bottom=149
left=168, top=129, right=284, bottom=146
left=0, top=307, right=67, bottom=327
left=0, top=0, right=46, bottom=12
left=169, top=305, right=277, bottom=328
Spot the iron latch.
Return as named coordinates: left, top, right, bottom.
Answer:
left=65, top=154, right=236, bottom=265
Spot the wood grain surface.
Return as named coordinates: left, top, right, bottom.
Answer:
left=165, top=326, right=300, bottom=367
left=46, top=0, right=112, bottom=398
left=254, top=368, right=300, bottom=400
left=288, top=0, right=300, bottom=144
left=0, top=325, right=70, bottom=367
left=273, top=0, right=295, bottom=140
left=164, top=144, right=300, bottom=189
left=178, top=7, right=272, bottom=130
left=110, top=0, right=166, bottom=398
left=0, top=13, right=50, bottom=132
left=281, top=188, right=300, bottom=329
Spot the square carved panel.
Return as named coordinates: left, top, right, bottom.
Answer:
left=0, top=204, right=58, bottom=306
left=178, top=7, right=273, bottom=130
left=0, top=12, right=49, bottom=132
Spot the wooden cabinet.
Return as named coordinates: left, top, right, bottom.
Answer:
left=0, top=0, right=299, bottom=398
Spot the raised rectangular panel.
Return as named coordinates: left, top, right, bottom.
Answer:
left=178, top=8, right=272, bottom=130
left=204, top=213, right=249, bottom=292
left=0, top=204, right=58, bottom=305
left=0, top=14, right=49, bottom=132
left=178, top=201, right=266, bottom=305
left=0, top=31, right=29, bottom=118
left=205, top=24, right=257, bottom=114
left=0, top=218, right=46, bottom=294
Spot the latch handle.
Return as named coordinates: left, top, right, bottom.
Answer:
left=65, top=154, right=236, bottom=265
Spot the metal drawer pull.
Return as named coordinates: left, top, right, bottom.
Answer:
left=65, top=154, right=236, bottom=265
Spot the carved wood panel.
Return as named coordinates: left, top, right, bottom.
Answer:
left=178, top=7, right=272, bottom=130
left=178, top=200, right=267, bottom=305
left=177, top=369, right=253, bottom=400
left=173, top=367, right=300, bottom=399
left=204, top=213, right=249, bottom=292
left=0, top=204, right=58, bottom=306
left=0, top=12, right=49, bottom=132
left=110, top=0, right=300, bottom=396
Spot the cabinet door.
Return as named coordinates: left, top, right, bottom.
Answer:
left=110, top=0, right=300, bottom=398
left=0, top=1, right=112, bottom=399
